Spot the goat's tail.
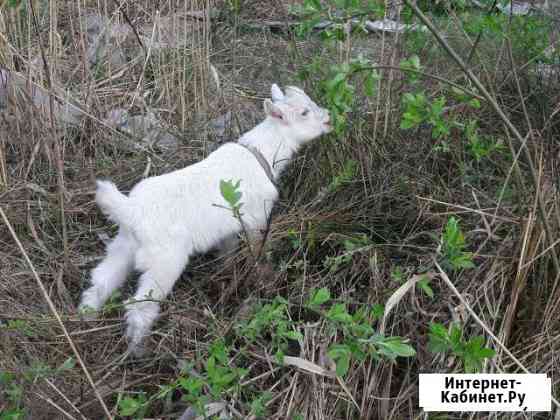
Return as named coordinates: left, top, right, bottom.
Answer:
left=95, top=180, right=132, bottom=226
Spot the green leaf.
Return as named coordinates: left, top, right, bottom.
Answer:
left=477, top=347, right=496, bottom=358
left=206, top=355, right=216, bottom=376
left=370, top=303, right=385, bottom=320
left=468, top=98, right=481, bottom=109
left=427, top=322, right=450, bottom=353
left=220, top=179, right=242, bottom=208
left=214, top=371, right=237, bottom=388
left=308, top=0, right=321, bottom=10
left=58, top=357, right=75, bottom=372
left=308, top=287, right=331, bottom=306
left=351, top=323, right=374, bottom=337
left=284, top=330, right=303, bottom=341
left=328, top=344, right=351, bottom=377
left=209, top=340, right=229, bottom=364
left=326, top=303, right=353, bottom=323
left=417, top=276, right=434, bottom=298
left=409, top=54, right=420, bottom=69
left=275, top=349, right=285, bottom=364
left=364, top=71, right=377, bottom=96
left=377, top=337, right=417, bottom=358
left=0, top=372, right=15, bottom=385
left=335, top=352, right=350, bottom=376
left=118, top=396, right=143, bottom=417
left=0, top=409, right=25, bottom=420
left=178, top=376, right=204, bottom=395
left=400, top=115, right=418, bottom=129
left=449, top=324, right=462, bottom=347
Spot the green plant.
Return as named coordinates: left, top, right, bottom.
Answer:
left=2, top=319, right=36, bottom=337
left=179, top=340, right=248, bottom=415
left=464, top=12, right=554, bottom=64
left=118, top=393, right=148, bottom=419
left=428, top=322, right=495, bottom=373
left=306, top=288, right=415, bottom=377
left=286, top=228, right=302, bottom=250
left=0, top=372, right=25, bottom=420
left=2, top=0, right=22, bottom=9
left=320, top=57, right=380, bottom=133
left=226, top=0, right=243, bottom=14
left=294, top=0, right=381, bottom=135
left=417, top=273, right=434, bottom=298
left=219, top=179, right=243, bottom=218
left=390, top=266, right=405, bottom=283
left=0, top=357, right=77, bottom=419
left=399, top=54, right=422, bottom=84
left=249, top=391, right=273, bottom=418
left=292, top=0, right=384, bottom=41
left=400, top=91, right=450, bottom=148
left=323, top=233, right=371, bottom=272
left=238, top=296, right=302, bottom=362
left=118, top=340, right=248, bottom=418
left=328, top=159, right=358, bottom=192
left=464, top=119, right=503, bottom=162
left=440, top=216, right=474, bottom=271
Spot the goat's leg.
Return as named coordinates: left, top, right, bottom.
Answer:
left=216, top=234, right=240, bottom=258
left=125, top=246, right=189, bottom=354
left=79, top=230, right=136, bottom=314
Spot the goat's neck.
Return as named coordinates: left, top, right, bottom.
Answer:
left=238, top=119, right=299, bottom=181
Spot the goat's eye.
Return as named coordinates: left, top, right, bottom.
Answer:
left=301, top=109, right=309, bottom=116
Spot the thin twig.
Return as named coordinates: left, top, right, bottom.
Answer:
left=370, top=65, right=485, bottom=101
left=0, top=207, right=114, bottom=419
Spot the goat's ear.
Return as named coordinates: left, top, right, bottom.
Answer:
left=285, top=86, right=306, bottom=98
left=271, top=84, right=285, bottom=102
left=264, top=99, right=286, bottom=121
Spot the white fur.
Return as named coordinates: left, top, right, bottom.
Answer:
left=79, top=85, right=331, bottom=354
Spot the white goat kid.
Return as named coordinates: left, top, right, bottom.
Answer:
left=79, top=84, right=331, bottom=353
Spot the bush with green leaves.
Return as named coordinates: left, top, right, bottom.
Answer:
left=293, top=1, right=382, bottom=134
left=236, top=288, right=414, bottom=378
left=0, top=358, right=76, bottom=420
left=399, top=69, right=486, bottom=154
left=219, top=178, right=243, bottom=218
left=428, top=322, right=495, bottom=373
left=463, top=12, right=555, bottom=63
left=307, top=288, right=415, bottom=376
left=237, top=295, right=303, bottom=362
left=292, top=0, right=384, bottom=41
left=118, top=340, right=248, bottom=419
left=464, top=119, right=503, bottom=162
left=439, top=216, right=474, bottom=271
left=400, top=92, right=449, bottom=145
left=0, top=372, right=24, bottom=420
left=317, top=57, right=380, bottom=134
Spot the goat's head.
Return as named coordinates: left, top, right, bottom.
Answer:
left=264, top=84, right=332, bottom=144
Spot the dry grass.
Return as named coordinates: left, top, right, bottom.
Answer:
left=1, top=0, right=560, bottom=419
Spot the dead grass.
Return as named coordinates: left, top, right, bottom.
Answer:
left=1, top=0, right=560, bottom=419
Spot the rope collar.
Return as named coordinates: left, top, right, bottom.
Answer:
left=235, top=143, right=278, bottom=189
